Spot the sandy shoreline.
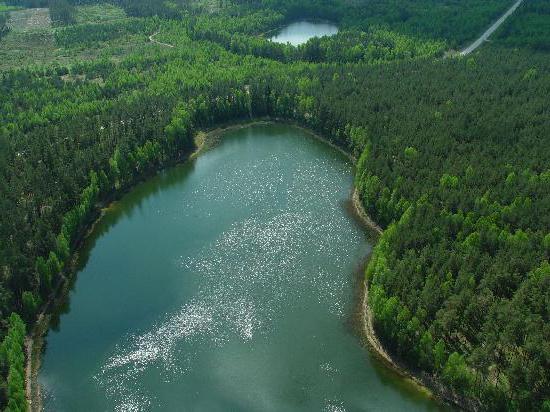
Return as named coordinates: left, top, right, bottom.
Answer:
left=349, top=191, right=437, bottom=399
left=350, top=180, right=474, bottom=410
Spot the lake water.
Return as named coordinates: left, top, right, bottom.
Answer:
left=270, top=21, right=338, bottom=46
left=39, top=124, right=443, bottom=411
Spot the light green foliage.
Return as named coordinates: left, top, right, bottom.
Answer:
left=418, top=331, right=434, bottom=370
left=347, top=125, right=369, bottom=157
left=523, top=68, right=537, bottom=81
left=21, top=291, right=40, bottom=322
left=0, top=314, right=27, bottom=412
left=165, top=103, right=194, bottom=150
left=543, top=234, right=550, bottom=254
left=433, top=339, right=447, bottom=372
left=443, top=352, right=474, bottom=392
left=440, top=173, right=459, bottom=189
left=404, top=146, right=418, bottom=159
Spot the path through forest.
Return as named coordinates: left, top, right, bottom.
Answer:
left=149, top=31, right=174, bottom=48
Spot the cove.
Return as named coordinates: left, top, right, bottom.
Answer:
left=270, top=21, right=338, bottom=46
left=38, top=124, right=444, bottom=411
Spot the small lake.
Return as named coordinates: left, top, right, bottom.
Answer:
left=38, top=124, right=444, bottom=411
left=270, top=21, right=338, bottom=46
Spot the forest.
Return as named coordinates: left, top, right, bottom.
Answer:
left=0, top=15, right=8, bottom=40
left=0, top=0, right=548, bottom=410
left=496, top=0, right=550, bottom=50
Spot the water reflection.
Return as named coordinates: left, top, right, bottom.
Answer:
left=270, top=21, right=338, bottom=46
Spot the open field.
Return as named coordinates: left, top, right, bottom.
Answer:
left=0, top=5, right=154, bottom=71
left=6, top=7, right=50, bottom=31
left=74, top=3, right=126, bottom=24
left=0, top=8, right=54, bottom=69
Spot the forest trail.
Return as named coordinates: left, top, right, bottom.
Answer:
left=149, top=31, right=174, bottom=48
left=460, top=0, right=523, bottom=55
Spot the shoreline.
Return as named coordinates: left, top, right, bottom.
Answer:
left=349, top=190, right=437, bottom=398
left=26, top=119, right=450, bottom=411
left=350, top=185, right=476, bottom=411
left=24, top=118, right=275, bottom=410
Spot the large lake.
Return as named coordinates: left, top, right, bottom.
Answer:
left=270, top=21, right=338, bottom=46
left=39, top=124, right=443, bottom=411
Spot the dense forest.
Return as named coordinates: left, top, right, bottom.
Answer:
left=0, top=0, right=548, bottom=410
left=496, top=0, right=550, bottom=50
left=0, top=14, right=8, bottom=40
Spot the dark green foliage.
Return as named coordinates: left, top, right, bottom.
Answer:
left=54, top=18, right=154, bottom=47
left=49, top=0, right=76, bottom=26
left=4, top=0, right=47, bottom=7
left=206, top=26, right=444, bottom=63
left=0, top=13, right=9, bottom=40
left=21, top=292, right=40, bottom=323
left=351, top=50, right=550, bottom=409
left=0, top=0, right=548, bottom=410
left=497, top=0, right=550, bottom=51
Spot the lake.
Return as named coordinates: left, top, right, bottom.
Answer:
left=38, top=123, right=443, bottom=411
left=270, top=21, right=338, bottom=46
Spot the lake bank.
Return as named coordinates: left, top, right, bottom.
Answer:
left=269, top=20, right=338, bottom=46
left=29, top=120, right=444, bottom=411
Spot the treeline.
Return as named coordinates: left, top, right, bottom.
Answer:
left=4, top=0, right=180, bottom=18
left=179, top=13, right=445, bottom=63
left=54, top=17, right=154, bottom=46
left=496, top=0, right=550, bottom=51
left=1, top=40, right=549, bottom=411
left=49, top=0, right=76, bottom=26
left=278, top=48, right=549, bottom=409
left=64, top=0, right=184, bottom=18
left=0, top=13, right=9, bottom=40
left=293, top=29, right=445, bottom=63
left=4, top=0, right=47, bottom=7
left=0, top=41, right=284, bottom=328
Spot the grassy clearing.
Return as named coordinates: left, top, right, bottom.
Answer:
left=0, top=30, right=57, bottom=70
left=0, top=5, right=154, bottom=71
left=6, top=8, right=51, bottom=32
left=0, top=29, right=156, bottom=70
left=0, top=8, right=55, bottom=70
left=74, top=3, right=126, bottom=24
left=188, top=0, right=226, bottom=14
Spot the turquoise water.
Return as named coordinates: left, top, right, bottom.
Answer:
left=270, top=21, right=338, bottom=46
left=39, top=124, right=443, bottom=411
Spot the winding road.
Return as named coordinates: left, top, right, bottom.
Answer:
left=460, top=0, right=524, bottom=55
